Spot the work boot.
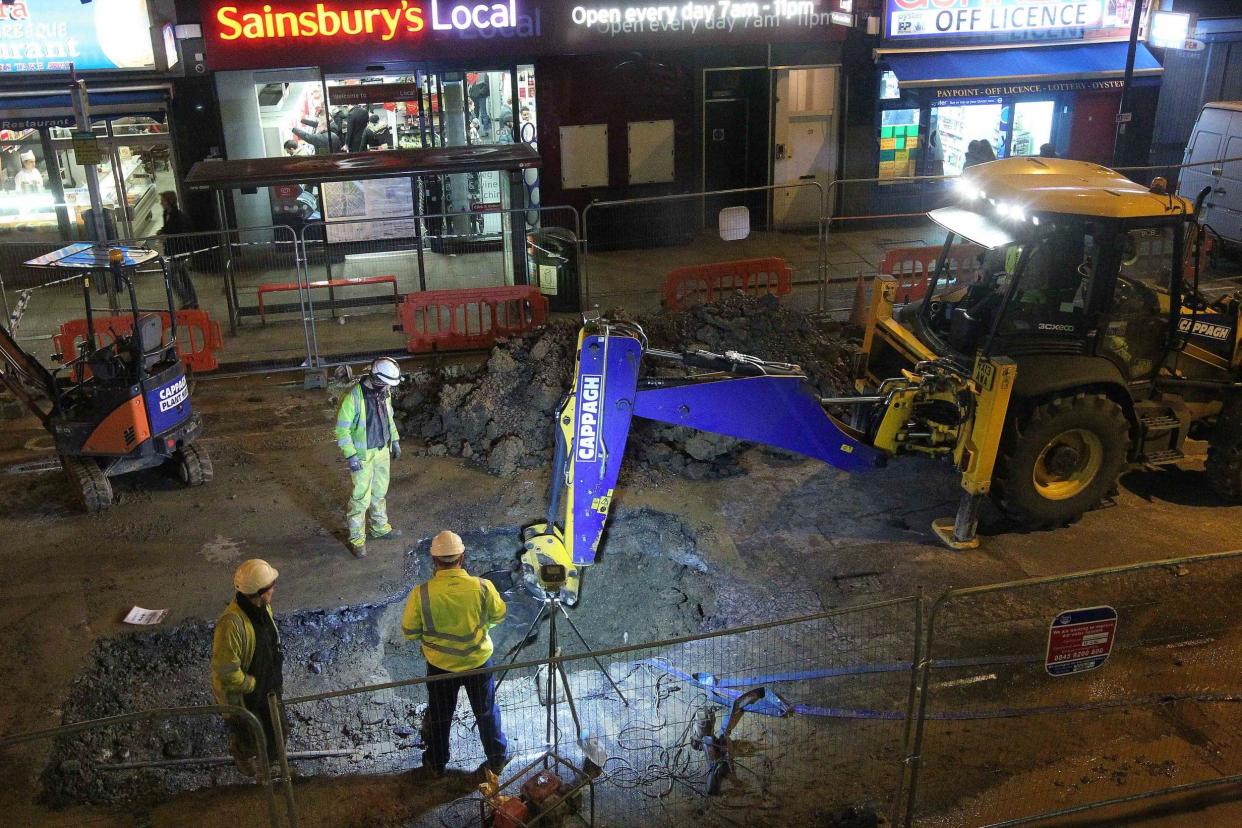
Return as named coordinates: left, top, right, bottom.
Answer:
left=408, top=762, right=444, bottom=781
left=370, top=526, right=403, bottom=541
left=349, top=540, right=367, bottom=559
left=486, top=747, right=516, bottom=775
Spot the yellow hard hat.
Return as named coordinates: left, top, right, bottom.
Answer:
left=234, top=559, right=279, bottom=594
left=430, top=530, right=465, bottom=559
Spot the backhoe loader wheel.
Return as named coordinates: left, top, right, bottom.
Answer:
left=992, top=393, right=1130, bottom=530
left=1206, top=398, right=1242, bottom=501
left=62, top=456, right=113, bottom=513
left=175, top=443, right=214, bottom=487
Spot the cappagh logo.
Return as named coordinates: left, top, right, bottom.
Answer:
left=1178, top=318, right=1232, bottom=342
left=158, top=377, right=189, bottom=413
left=576, top=374, right=601, bottom=462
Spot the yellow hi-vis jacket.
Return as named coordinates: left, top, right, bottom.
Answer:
left=334, top=382, right=399, bottom=460
left=402, top=568, right=507, bottom=671
left=211, top=599, right=276, bottom=707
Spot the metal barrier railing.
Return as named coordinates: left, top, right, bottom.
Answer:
left=274, top=593, right=922, bottom=826
left=0, top=704, right=287, bottom=827
left=581, top=181, right=827, bottom=313
left=297, top=204, right=581, bottom=369
left=904, top=549, right=1242, bottom=827
left=8, top=551, right=1242, bottom=824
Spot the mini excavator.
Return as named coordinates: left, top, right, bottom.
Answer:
left=0, top=245, right=211, bottom=511
left=521, top=158, right=1242, bottom=606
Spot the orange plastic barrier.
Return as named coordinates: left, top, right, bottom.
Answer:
left=879, top=245, right=984, bottom=304
left=257, top=275, right=399, bottom=322
left=54, top=309, right=225, bottom=373
left=663, top=257, right=793, bottom=310
left=396, top=286, right=549, bottom=353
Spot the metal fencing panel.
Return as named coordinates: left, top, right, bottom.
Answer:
left=299, top=205, right=579, bottom=367
left=0, top=706, right=284, bottom=828
left=582, top=183, right=827, bottom=316
left=905, top=551, right=1242, bottom=828
left=277, top=596, right=921, bottom=826
left=0, top=226, right=308, bottom=374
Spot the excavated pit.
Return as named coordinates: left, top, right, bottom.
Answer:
left=40, top=509, right=716, bottom=808
left=394, top=295, right=856, bottom=480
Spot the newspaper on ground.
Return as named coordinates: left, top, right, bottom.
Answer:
left=123, top=607, right=169, bottom=625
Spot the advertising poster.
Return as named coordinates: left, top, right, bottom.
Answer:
left=0, top=0, right=156, bottom=74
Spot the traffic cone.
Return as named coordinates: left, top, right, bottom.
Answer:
left=847, top=271, right=868, bottom=326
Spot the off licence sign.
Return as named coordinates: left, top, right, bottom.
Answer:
left=1046, top=605, right=1117, bottom=676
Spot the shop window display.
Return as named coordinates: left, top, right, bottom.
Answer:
left=0, top=119, right=176, bottom=241
left=930, top=100, right=1003, bottom=176
left=879, top=109, right=920, bottom=180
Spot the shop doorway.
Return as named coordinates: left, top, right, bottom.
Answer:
left=772, top=65, right=839, bottom=228
left=702, top=67, right=769, bottom=227
left=1069, top=89, right=1121, bottom=165
left=929, top=100, right=1004, bottom=176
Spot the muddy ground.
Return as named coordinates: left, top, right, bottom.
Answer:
left=4, top=313, right=1242, bottom=825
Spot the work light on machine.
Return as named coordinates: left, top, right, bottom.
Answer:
left=955, top=180, right=984, bottom=201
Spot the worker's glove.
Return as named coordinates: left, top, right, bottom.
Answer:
left=391, top=442, right=402, bottom=460
left=347, top=455, right=363, bottom=473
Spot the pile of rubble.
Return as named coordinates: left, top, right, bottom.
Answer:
left=394, top=294, right=854, bottom=478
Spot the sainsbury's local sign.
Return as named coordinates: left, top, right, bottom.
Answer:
left=884, top=0, right=1142, bottom=43
left=202, top=0, right=843, bottom=70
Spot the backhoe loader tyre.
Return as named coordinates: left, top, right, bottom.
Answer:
left=175, top=443, right=213, bottom=487
left=62, top=456, right=113, bottom=513
left=1206, top=398, right=1242, bottom=502
left=992, top=393, right=1130, bottom=529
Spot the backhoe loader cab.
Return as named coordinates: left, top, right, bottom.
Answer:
left=862, top=157, right=1242, bottom=529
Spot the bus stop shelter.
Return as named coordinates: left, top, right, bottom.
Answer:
left=184, top=143, right=543, bottom=296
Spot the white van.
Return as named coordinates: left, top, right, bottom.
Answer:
left=1178, top=101, right=1242, bottom=247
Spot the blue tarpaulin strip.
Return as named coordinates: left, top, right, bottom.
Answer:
left=639, top=656, right=1161, bottom=721
left=885, top=42, right=1162, bottom=89
left=0, top=90, right=167, bottom=122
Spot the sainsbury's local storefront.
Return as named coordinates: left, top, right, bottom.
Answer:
left=195, top=0, right=857, bottom=241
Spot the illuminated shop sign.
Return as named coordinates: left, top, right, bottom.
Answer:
left=213, top=0, right=520, bottom=42
left=203, top=0, right=844, bottom=70
left=568, top=1, right=834, bottom=35
left=0, top=0, right=156, bottom=73
left=884, top=0, right=1140, bottom=42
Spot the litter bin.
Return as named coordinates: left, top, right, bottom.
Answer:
left=527, top=226, right=580, bottom=312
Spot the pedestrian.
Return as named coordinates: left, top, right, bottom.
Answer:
left=402, top=530, right=510, bottom=777
left=963, top=139, right=996, bottom=169
left=292, top=118, right=343, bottom=154
left=157, top=191, right=198, bottom=309
left=211, top=559, right=288, bottom=777
left=345, top=104, right=371, bottom=153
left=334, top=357, right=403, bottom=558
left=468, top=72, right=491, bottom=134
left=283, top=138, right=315, bottom=157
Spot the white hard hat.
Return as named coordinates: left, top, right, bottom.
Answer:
left=234, top=559, right=279, bottom=594
left=430, top=530, right=465, bottom=560
left=370, top=357, right=400, bottom=387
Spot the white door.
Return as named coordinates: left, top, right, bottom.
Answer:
left=772, top=66, right=839, bottom=228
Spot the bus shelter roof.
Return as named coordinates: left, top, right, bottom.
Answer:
left=184, top=144, right=541, bottom=190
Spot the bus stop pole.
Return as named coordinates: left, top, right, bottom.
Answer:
left=509, top=170, right=528, bottom=286
left=70, top=78, right=119, bottom=313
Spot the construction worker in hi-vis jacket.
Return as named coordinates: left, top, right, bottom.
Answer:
left=334, top=357, right=403, bottom=558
